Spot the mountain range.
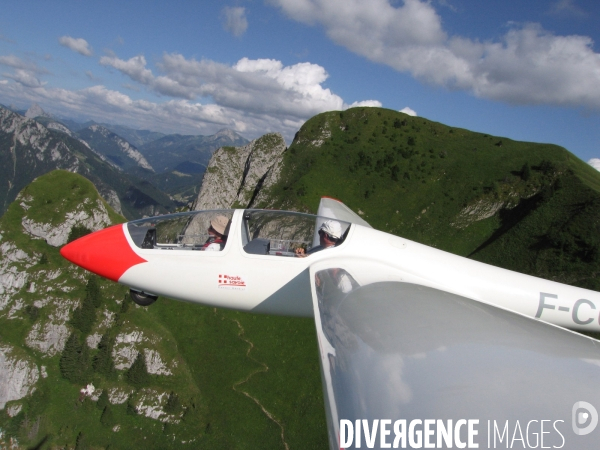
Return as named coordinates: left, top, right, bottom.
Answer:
left=138, top=128, right=249, bottom=174
left=0, top=106, right=176, bottom=219
left=75, top=124, right=154, bottom=172
left=1, top=105, right=600, bottom=448
left=24, top=104, right=249, bottom=176
left=0, top=105, right=249, bottom=216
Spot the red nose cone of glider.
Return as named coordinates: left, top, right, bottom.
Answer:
left=60, top=224, right=147, bottom=282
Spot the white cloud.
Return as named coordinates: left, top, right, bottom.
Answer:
left=222, top=6, right=248, bottom=37
left=271, top=0, right=600, bottom=109
left=2, top=44, right=383, bottom=141
left=58, top=36, right=93, bottom=56
left=100, top=55, right=154, bottom=85
left=588, top=158, right=600, bottom=171
left=437, top=0, right=457, bottom=13
left=3, top=69, right=45, bottom=88
left=548, top=0, right=587, bottom=18
left=0, top=55, right=46, bottom=73
left=0, top=55, right=48, bottom=88
left=348, top=100, right=382, bottom=108
left=99, top=52, right=373, bottom=123
left=1, top=52, right=381, bottom=141
left=0, top=77, right=300, bottom=140
left=399, top=106, right=417, bottom=116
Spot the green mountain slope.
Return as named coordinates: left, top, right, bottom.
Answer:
left=259, top=107, right=600, bottom=290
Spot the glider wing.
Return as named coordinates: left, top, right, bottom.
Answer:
left=310, top=266, right=600, bottom=449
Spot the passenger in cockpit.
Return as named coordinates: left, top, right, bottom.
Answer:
left=295, top=220, right=342, bottom=258
left=202, top=215, right=230, bottom=251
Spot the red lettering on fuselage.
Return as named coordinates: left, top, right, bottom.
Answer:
left=218, top=274, right=247, bottom=288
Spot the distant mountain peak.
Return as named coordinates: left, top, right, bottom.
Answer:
left=77, top=125, right=154, bottom=172
left=25, top=103, right=51, bottom=119
left=210, top=128, right=247, bottom=143
left=214, top=128, right=239, bottom=139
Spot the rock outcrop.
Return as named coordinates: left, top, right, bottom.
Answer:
left=25, top=299, right=75, bottom=356
left=0, top=345, right=39, bottom=409
left=24, top=104, right=51, bottom=120
left=20, top=197, right=112, bottom=247
left=0, top=170, right=194, bottom=441
left=193, top=133, right=286, bottom=210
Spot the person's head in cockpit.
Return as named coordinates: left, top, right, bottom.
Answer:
left=203, top=215, right=230, bottom=251
left=295, top=220, right=343, bottom=257
left=318, top=220, right=342, bottom=249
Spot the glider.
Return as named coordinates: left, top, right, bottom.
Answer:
left=61, top=198, right=600, bottom=449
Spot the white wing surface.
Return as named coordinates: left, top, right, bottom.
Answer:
left=311, top=268, right=600, bottom=449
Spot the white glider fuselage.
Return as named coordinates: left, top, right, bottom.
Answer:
left=63, top=207, right=600, bottom=332
left=121, top=209, right=315, bottom=316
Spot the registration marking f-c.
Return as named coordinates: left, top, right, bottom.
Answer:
left=536, top=292, right=597, bottom=326
left=536, top=292, right=558, bottom=318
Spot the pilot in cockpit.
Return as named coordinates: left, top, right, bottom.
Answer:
left=202, top=215, right=230, bottom=251
left=295, top=220, right=342, bottom=258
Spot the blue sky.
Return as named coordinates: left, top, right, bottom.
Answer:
left=1, top=0, right=599, bottom=168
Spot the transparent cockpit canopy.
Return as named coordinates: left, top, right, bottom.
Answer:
left=127, top=210, right=234, bottom=250
left=242, top=210, right=350, bottom=257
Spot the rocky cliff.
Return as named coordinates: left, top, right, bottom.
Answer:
left=0, top=171, right=201, bottom=447
left=192, top=133, right=286, bottom=210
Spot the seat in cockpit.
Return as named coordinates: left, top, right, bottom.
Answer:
left=243, top=238, right=270, bottom=255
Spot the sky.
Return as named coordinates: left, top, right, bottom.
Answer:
left=1, top=0, right=599, bottom=168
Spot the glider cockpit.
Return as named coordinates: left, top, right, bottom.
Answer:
left=63, top=208, right=353, bottom=316
left=126, top=208, right=351, bottom=256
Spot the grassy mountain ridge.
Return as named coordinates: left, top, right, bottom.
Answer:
left=260, top=107, right=600, bottom=289
left=0, top=172, right=204, bottom=448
